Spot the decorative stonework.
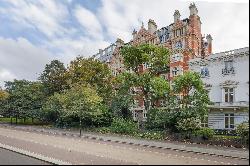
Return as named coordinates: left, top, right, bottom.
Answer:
left=220, top=80, right=239, bottom=87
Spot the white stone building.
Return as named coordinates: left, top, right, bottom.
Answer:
left=189, top=47, right=249, bottom=130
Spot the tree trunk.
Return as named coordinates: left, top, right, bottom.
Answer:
left=32, top=117, right=34, bottom=124
left=10, top=117, right=12, bottom=125
left=15, top=115, right=17, bottom=125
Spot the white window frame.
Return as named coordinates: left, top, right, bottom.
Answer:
left=225, top=113, right=235, bottom=129
left=172, top=67, right=179, bottom=77
left=224, top=88, right=234, bottom=103
left=201, top=115, right=208, bottom=128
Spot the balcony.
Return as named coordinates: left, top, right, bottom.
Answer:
left=212, top=101, right=249, bottom=107
left=222, top=67, right=235, bottom=76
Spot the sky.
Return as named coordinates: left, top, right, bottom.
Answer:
left=0, top=0, right=249, bottom=87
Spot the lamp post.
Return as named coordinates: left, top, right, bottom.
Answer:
left=79, top=102, right=83, bottom=137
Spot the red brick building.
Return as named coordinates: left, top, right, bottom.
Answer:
left=92, top=3, right=213, bottom=121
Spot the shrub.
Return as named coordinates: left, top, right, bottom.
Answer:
left=96, top=127, right=111, bottom=134
left=236, top=121, right=249, bottom=144
left=176, top=117, right=201, bottom=132
left=214, top=129, right=237, bottom=136
left=110, top=118, right=138, bottom=134
left=135, top=131, right=165, bottom=140
left=193, top=128, right=215, bottom=140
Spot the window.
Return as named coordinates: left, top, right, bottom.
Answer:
left=112, top=70, right=117, bottom=76
left=201, top=116, right=208, bottom=128
left=160, top=74, right=167, bottom=80
left=172, top=67, right=179, bottom=76
left=143, top=63, right=150, bottom=69
left=134, top=100, right=139, bottom=107
left=225, top=60, right=233, bottom=69
left=222, top=60, right=235, bottom=75
left=225, top=113, right=234, bottom=129
left=201, top=67, right=209, bottom=77
left=133, top=111, right=138, bottom=119
left=171, top=53, right=183, bottom=62
left=160, top=100, right=166, bottom=107
left=143, top=110, right=147, bottom=118
left=224, top=88, right=234, bottom=103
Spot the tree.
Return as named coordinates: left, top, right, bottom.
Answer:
left=0, top=88, right=9, bottom=116
left=120, top=44, right=170, bottom=120
left=172, top=71, right=210, bottom=117
left=39, top=60, right=68, bottom=96
left=170, top=71, right=210, bottom=132
left=110, top=74, right=134, bottom=119
left=66, top=57, right=113, bottom=104
left=4, top=80, right=46, bottom=123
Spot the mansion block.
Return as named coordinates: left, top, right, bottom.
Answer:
left=91, top=3, right=249, bottom=129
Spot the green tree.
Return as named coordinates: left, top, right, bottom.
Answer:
left=172, top=71, right=210, bottom=117
left=120, top=44, right=170, bottom=120
left=110, top=74, right=134, bottom=119
left=4, top=80, right=46, bottom=123
left=39, top=60, right=68, bottom=96
left=66, top=57, right=113, bottom=104
left=0, top=87, right=9, bottom=116
left=43, top=84, right=106, bottom=128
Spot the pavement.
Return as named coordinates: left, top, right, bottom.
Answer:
left=0, top=124, right=249, bottom=165
left=0, top=123, right=248, bottom=160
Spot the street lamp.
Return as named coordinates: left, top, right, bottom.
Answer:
left=79, top=102, right=83, bottom=137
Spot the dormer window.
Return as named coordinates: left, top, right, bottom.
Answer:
left=201, top=67, right=209, bottom=78
left=222, top=60, right=235, bottom=75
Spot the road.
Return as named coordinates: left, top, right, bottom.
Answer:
left=0, top=127, right=248, bottom=165
left=0, top=148, right=50, bottom=165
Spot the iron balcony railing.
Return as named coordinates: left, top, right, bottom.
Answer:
left=222, top=67, right=235, bottom=75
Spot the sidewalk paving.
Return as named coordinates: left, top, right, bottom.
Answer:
left=0, top=123, right=248, bottom=160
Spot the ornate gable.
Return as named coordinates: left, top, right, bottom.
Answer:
left=132, top=26, right=158, bottom=46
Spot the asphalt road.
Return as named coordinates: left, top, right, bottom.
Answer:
left=0, top=127, right=248, bottom=165
left=0, top=148, right=50, bottom=165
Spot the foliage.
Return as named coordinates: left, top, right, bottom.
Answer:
left=146, top=108, right=178, bottom=130
left=109, top=118, right=138, bottom=134
left=42, top=93, right=63, bottom=123
left=39, top=60, right=68, bottom=96
left=96, top=127, right=111, bottom=134
left=214, top=129, right=237, bottom=136
left=135, top=131, right=165, bottom=140
left=171, top=71, right=210, bottom=123
left=236, top=121, right=249, bottom=143
left=110, top=73, right=134, bottom=120
left=148, top=46, right=170, bottom=75
left=149, top=77, right=170, bottom=103
left=110, top=93, right=133, bottom=120
left=193, top=128, right=215, bottom=140
left=66, top=57, right=113, bottom=104
left=120, top=44, right=170, bottom=119
left=0, top=88, right=9, bottom=100
left=58, top=85, right=103, bottom=126
left=0, top=88, right=9, bottom=116
left=4, top=80, right=46, bottom=120
left=176, top=117, right=201, bottom=132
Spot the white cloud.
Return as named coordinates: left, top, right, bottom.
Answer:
left=74, top=5, right=104, bottom=40
left=44, top=37, right=110, bottom=65
left=0, top=37, right=53, bottom=87
left=0, top=0, right=248, bottom=86
left=98, top=0, right=249, bottom=53
left=0, top=0, right=71, bottom=38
